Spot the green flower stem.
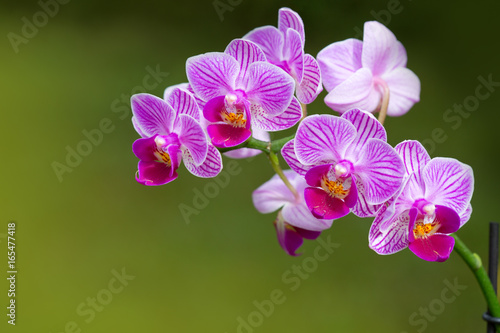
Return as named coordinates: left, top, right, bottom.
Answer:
left=376, top=79, right=390, bottom=125
left=300, top=102, right=307, bottom=120
left=268, top=150, right=298, bottom=200
left=217, top=134, right=295, bottom=154
left=452, top=233, right=500, bottom=331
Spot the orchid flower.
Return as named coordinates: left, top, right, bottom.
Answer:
left=131, top=88, right=222, bottom=185
left=244, top=7, right=323, bottom=104
left=317, top=21, right=420, bottom=116
left=186, top=39, right=300, bottom=148
left=369, top=140, right=474, bottom=262
left=164, top=83, right=270, bottom=159
left=282, top=109, right=404, bottom=219
left=253, top=170, right=333, bottom=256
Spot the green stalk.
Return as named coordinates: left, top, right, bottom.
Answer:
left=217, top=134, right=295, bottom=154
left=452, top=233, right=500, bottom=331
left=268, top=151, right=298, bottom=200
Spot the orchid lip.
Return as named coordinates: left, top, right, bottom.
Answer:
left=321, top=176, right=350, bottom=199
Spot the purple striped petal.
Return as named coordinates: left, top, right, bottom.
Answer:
left=245, top=61, right=295, bottom=117
left=131, top=94, right=175, bottom=137
left=186, top=52, right=239, bottom=102
left=283, top=28, right=304, bottom=83
left=460, top=204, right=472, bottom=227
left=317, top=39, right=363, bottom=91
left=225, top=39, right=267, bottom=88
left=323, top=68, right=381, bottom=114
left=176, top=114, right=207, bottom=166
left=278, top=8, right=305, bottom=43
left=382, top=67, right=421, bottom=116
left=361, top=21, right=399, bottom=77
left=395, top=140, right=430, bottom=179
left=409, top=234, right=455, bottom=262
left=304, top=187, right=350, bottom=219
left=394, top=173, right=426, bottom=213
left=251, top=96, right=301, bottom=131
left=224, top=127, right=269, bottom=159
left=369, top=204, right=409, bottom=254
left=164, top=83, right=207, bottom=113
left=296, top=54, right=322, bottom=104
left=132, top=117, right=148, bottom=138
left=341, top=108, right=387, bottom=160
left=168, top=87, right=201, bottom=123
left=136, top=160, right=178, bottom=186
left=352, top=181, right=382, bottom=217
left=183, top=144, right=222, bottom=178
left=281, top=140, right=312, bottom=176
left=164, top=83, right=189, bottom=99
left=423, top=157, right=474, bottom=215
left=243, top=26, right=283, bottom=64
left=354, top=138, right=404, bottom=205
left=295, top=114, right=356, bottom=165
left=207, top=123, right=251, bottom=148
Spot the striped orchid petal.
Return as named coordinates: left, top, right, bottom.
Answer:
left=278, top=7, right=305, bottom=43
left=369, top=204, right=410, bottom=255
left=283, top=28, right=304, bottom=83
left=243, top=26, right=283, bottom=64
left=296, top=54, right=323, bottom=104
left=295, top=114, right=356, bottom=165
left=131, top=94, right=175, bottom=137
left=341, top=108, right=386, bottom=160
left=183, top=144, right=222, bottom=178
left=245, top=61, right=295, bottom=117
left=225, top=39, right=267, bottom=88
left=177, top=114, right=208, bottom=166
left=186, top=52, right=239, bottom=102
left=423, top=157, right=474, bottom=216
left=281, top=140, right=312, bottom=176
left=251, top=97, right=302, bottom=132
left=168, top=88, right=201, bottom=124
left=354, top=138, right=404, bottom=205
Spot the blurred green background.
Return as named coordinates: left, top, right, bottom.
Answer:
left=1, top=0, right=500, bottom=332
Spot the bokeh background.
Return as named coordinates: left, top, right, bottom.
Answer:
left=1, top=0, right=500, bottom=332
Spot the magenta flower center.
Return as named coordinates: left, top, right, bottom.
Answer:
left=412, top=202, right=440, bottom=239
left=320, top=175, right=350, bottom=199
left=413, top=220, right=441, bottom=239
left=221, top=93, right=248, bottom=128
